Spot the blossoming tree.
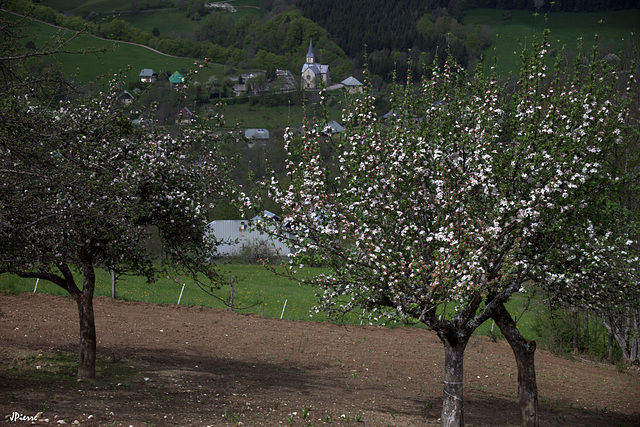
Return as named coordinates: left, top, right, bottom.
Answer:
left=0, top=86, right=233, bottom=378
left=251, top=34, right=629, bottom=426
left=537, top=44, right=640, bottom=365
left=0, top=18, right=233, bottom=377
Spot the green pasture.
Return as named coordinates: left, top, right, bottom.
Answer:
left=220, top=103, right=300, bottom=129
left=0, top=264, right=330, bottom=322
left=11, top=15, right=225, bottom=86
left=117, top=9, right=201, bottom=37
left=463, top=8, right=640, bottom=74
left=0, top=264, right=542, bottom=341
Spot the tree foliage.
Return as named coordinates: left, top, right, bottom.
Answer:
left=536, top=37, right=640, bottom=364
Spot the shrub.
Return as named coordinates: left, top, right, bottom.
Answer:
left=532, top=309, right=574, bottom=356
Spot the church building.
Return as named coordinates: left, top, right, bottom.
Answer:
left=301, top=39, right=330, bottom=90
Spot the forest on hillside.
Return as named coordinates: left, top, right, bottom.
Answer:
left=296, top=0, right=480, bottom=81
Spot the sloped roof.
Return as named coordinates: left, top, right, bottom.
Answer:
left=118, top=90, right=134, bottom=99
left=169, top=71, right=184, bottom=84
left=341, top=76, right=363, bottom=87
left=301, top=63, right=329, bottom=74
left=326, top=120, right=344, bottom=133
left=139, top=68, right=156, bottom=77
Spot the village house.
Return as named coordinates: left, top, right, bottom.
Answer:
left=341, top=76, right=364, bottom=94
left=325, top=120, right=345, bottom=134
left=244, top=128, right=270, bottom=142
left=139, top=68, right=157, bottom=83
left=301, top=39, right=330, bottom=90
left=169, top=71, right=185, bottom=88
left=175, top=106, right=194, bottom=125
left=233, top=82, right=247, bottom=97
left=117, top=90, right=134, bottom=106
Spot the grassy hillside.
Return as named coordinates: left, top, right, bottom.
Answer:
left=117, top=9, right=202, bottom=37
left=464, top=8, right=640, bottom=74
left=12, top=14, right=225, bottom=86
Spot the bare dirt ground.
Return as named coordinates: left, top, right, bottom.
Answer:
left=1, top=293, right=639, bottom=426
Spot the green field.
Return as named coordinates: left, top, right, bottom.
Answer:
left=0, top=264, right=542, bottom=341
left=220, top=97, right=348, bottom=129
left=40, top=0, right=262, bottom=31
left=464, top=8, right=640, bottom=74
left=118, top=9, right=201, bottom=37
left=0, top=265, right=331, bottom=322
left=8, top=13, right=225, bottom=86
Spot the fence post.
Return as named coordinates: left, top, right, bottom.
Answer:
left=178, top=283, right=186, bottom=305
left=230, top=276, right=235, bottom=309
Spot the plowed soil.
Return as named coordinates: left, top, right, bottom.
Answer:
left=1, top=293, right=639, bottom=426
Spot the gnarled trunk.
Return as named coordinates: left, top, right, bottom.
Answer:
left=492, top=303, right=538, bottom=427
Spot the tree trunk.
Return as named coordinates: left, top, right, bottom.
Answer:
left=75, top=289, right=97, bottom=378
left=602, top=315, right=632, bottom=361
left=492, top=303, right=539, bottom=427
left=608, top=328, right=615, bottom=361
left=572, top=308, right=581, bottom=355
left=631, top=309, right=639, bottom=363
left=76, top=257, right=97, bottom=379
left=583, top=312, right=589, bottom=353
left=440, top=331, right=469, bottom=427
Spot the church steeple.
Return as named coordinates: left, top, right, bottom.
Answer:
left=306, top=39, right=315, bottom=64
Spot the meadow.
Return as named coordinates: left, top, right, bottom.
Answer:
left=0, top=263, right=542, bottom=342
left=7, top=13, right=226, bottom=87
left=464, top=8, right=640, bottom=74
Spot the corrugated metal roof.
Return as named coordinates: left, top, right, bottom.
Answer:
left=206, top=219, right=295, bottom=256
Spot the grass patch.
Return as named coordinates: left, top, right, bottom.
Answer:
left=40, top=0, right=134, bottom=14
left=1, top=349, right=139, bottom=386
left=220, top=90, right=352, bottom=129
